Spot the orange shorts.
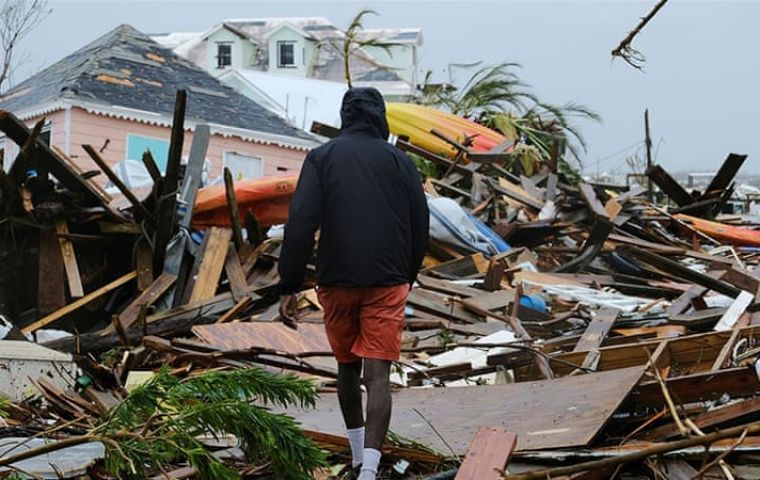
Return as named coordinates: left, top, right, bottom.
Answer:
left=317, top=284, right=409, bottom=363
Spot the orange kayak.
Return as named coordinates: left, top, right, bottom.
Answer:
left=675, top=214, right=760, bottom=247
left=192, top=176, right=298, bottom=229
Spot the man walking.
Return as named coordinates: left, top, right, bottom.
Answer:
left=278, top=87, right=429, bottom=479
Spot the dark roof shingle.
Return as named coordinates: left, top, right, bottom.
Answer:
left=0, top=24, right=312, bottom=141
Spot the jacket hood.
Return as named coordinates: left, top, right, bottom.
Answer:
left=339, top=87, right=389, bottom=139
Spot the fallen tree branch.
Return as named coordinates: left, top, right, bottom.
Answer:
left=611, top=0, right=670, bottom=69
left=502, top=420, right=760, bottom=480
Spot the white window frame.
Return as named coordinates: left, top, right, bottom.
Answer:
left=222, top=150, right=264, bottom=181
left=277, top=40, right=296, bottom=68
left=216, top=42, right=232, bottom=68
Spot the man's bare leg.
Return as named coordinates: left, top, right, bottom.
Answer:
left=359, top=358, right=392, bottom=479
left=337, top=361, right=364, bottom=468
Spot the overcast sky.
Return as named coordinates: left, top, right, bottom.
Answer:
left=12, top=0, right=759, bottom=174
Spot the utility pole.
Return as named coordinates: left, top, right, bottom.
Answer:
left=644, top=109, right=654, bottom=202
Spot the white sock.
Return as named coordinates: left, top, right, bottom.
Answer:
left=359, top=448, right=381, bottom=478
left=346, top=427, right=365, bottom=468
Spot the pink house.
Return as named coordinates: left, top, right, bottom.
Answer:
left=0, top=24, right=318, bottom=185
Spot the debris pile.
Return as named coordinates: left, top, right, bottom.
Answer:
left=0, top=90, right=759, bottom=479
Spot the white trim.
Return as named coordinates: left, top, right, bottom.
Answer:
left=8, top=99, right=319, bottom=151
left=63, top=106, right=72, bottom=155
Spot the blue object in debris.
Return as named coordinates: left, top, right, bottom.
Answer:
left=519, top=294, right=547, bottom=312
left=466, top=213, right=511, bottom=253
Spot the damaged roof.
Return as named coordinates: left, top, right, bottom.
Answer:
left=0, top=24, right=313, bottom=141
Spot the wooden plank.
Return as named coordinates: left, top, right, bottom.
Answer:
left=714, top=290, right=755, bottom=331
left=703, top=153, right=747, bottom=197
left=303, top=430, right=444, bottom=465
left=140, top=150, right=161, bottom=183
left=491, top=178, right=544, bottom=210
left=573, top=307, right=618, bottom=353
left=578, top=183, right=608, bottom=218
left=223, top=167, right=244, bottom=251
left=646, top=164, right=694, bottom=207
left=51, top=145, right=112, bottom=203
left=82, top=144, right=154, bottom=223
left=193, top=322, right=332, bottom=354
left=291, top=366, right=645, bottom=453
left=117, top=272, right=176, bottom=334
left=223, top=248, right=248, bottom=302
left=134, top=239, right=154, bottom=292
left=416, top=274, right=482, bottom=298
left=721, top=267, right=760, bottom=294
left=37, top=229, right=65, bottom=315
left=188, top=227, right=232, bottom=304
left=666, top=285, right=708, bottom=316
left=640, top=396, right=760, bottom=441
left=407, top=288, right=482, bottom=324
left=455, top=427, right=518, bottom=480
left=425, top=253, right=489, bottom=278
left=464, top=290, right=516, bottom=312
left=629, top=367, right=760, bottom=410
left=622, top=247, right=741, bottom=298
left=152, top=89, right=186, bottom=274
left=23, top=271, right=137, bottom=335
left=216, top=296, right=252, bottom=324
left=55, top=219, right=84, bottom=298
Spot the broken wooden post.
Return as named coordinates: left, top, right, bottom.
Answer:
left=223, top=167, right=244, bottom=251
left=152, top=89, right=186, bottom=274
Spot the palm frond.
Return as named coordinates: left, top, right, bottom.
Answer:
left=98, top=367, right=324, bottom=480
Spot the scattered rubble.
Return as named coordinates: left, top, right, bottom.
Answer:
left=0, top=89, right=759, bottom=479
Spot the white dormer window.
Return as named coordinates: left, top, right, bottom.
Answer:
left=216, top=43, right=232, bottom=68
left=277, top=41, right=296, bottom=68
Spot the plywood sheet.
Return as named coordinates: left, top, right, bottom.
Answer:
left=290, top=365, right=645, bottom=453
left=192, top=322, right=331, bottom=354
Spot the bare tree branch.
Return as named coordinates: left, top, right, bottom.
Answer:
left=0, top=0, right=51, bottom=92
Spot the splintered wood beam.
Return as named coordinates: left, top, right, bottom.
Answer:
left=645, top=164, right=694, bottom=207
left=573, top=307, right=619, bottom=354
left=23, top=271, right=137, bottom=335
left=117, top=272, right=177, bottom=336
left=223, top=168, right=244, bottom=251
left=579, top=183, right=608, bottom=218
left=55, top=219, right=84, bottom=298
left=622, top=247, right=741, bottom=298
left=244, top=209, right=263, bottom=247
left=82, top=144, right=155, bottom=223
left=455, top=427, right=517, bottom=480
left=152, top=89, right=187, bottom=274
left=189, top=227, right=233, bottom=304
left=37, top=229, right=65, bottom=316
left=141, top=150, right=162, bottom=182
left=216, top=296, right=252, bottom=324
left=223, top=248, right=248, bottom=302
left=703, top=153, right=747, bottom=198
left=310, top=120, right=340, bottom=138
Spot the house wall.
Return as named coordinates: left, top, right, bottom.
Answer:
left=204, top=29, right=258, bottom=74
left=13, top=108, right=306, bottom=184
left=267, top=26, right=313, bottom=77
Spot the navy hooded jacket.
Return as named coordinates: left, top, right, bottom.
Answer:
left=278, top=87, right=429, bottom=294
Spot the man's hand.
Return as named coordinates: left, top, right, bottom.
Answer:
left=279, top=294, right=299, bottom=330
